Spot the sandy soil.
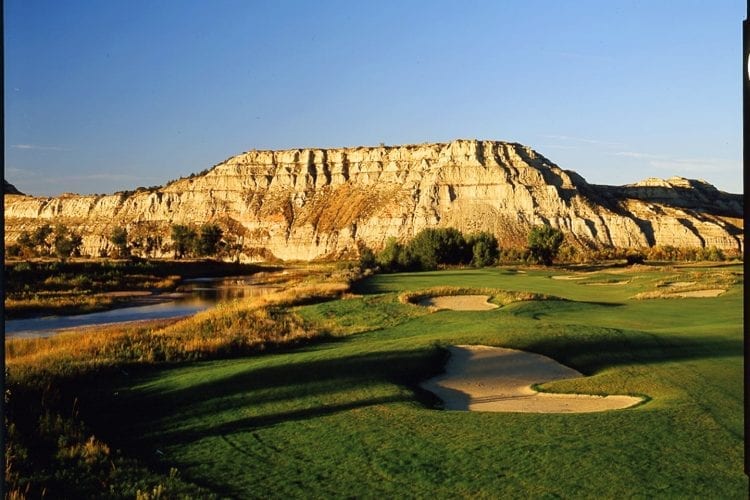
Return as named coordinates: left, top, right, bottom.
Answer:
left=670, top=289, right=725, bottom=298
left=419, top=295, right=499, bottom=311
left=422, top=345, right=643, bottom=413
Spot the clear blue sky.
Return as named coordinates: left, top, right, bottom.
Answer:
left=4, top=0, right=744, bottom=195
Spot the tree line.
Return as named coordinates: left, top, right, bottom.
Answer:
left=7, top=223, right=226, bottom=261
left=359, top=225, right=565, bottom=272
left=109, top=224, right=225, bottom=259
left=6, top=224, right=83, bottom=261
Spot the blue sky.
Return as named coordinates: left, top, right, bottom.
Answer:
left=4, top=0, right=744, bottom=195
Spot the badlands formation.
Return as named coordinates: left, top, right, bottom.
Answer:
left=3, top=140, right=743, bottom=261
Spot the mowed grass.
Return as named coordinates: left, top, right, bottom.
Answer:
left=87, top=264, right=746, bottom=498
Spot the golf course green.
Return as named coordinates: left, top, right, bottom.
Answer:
left=90, top=264, right=745, bottom=498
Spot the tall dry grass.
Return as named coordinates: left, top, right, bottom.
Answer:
left=6, top=281, right=350, bottom=378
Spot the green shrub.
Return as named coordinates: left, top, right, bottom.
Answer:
left=357, top=243, right=377, bottom=271
left=466, top=232, right=499, bottom=267
left=406, top=228, right=469, bottom=270
left=376, top=237, right=414, bottom=272
left=109, top=227, right=129, bottom=258
left=171, top=224, right=197, bottom=259
left=527, top=225, right=564, bottom=265
left=195, top=224, right=223, bottom=257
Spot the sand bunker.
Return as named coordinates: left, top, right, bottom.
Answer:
left=669, top=289, right=725, bottom=298
left=422, top=345, right=643, bottom=413
left=551, top=275, right=584, bottom=280
left=418, top=295, right=499, bottom=311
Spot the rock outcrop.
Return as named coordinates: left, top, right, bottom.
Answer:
left=3, top=140, right=743, bottom=260
left=4, top=180, right=24, bottom=196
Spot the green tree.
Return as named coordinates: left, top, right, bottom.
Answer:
left=376, top=237, right=414, bottom=272
left=466, top=232, right=499, bottom=267
left=171, top=224, right=197, bottom=259
left=196, top=224, right=223, bottom=257
left=357, top=242, right=377, bottom=271
left=144, top=235, right=162, bottom=258
left=53, top=225, right=82, bottom=261
left=110, top=227, right=129, bottom=258
left=16, top=231, right=35, bottom=257
left=406, top=227, right=469, bottom=270
left=32, top=224, right=53, bottom=256
left=527, top=225, right=564, bottom=265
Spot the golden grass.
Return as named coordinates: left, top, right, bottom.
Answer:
left=632, top=269, right=740, bottom=300
left=5, top=282, right=350, bottom=377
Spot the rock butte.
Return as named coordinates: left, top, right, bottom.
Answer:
left=3, top=139, right=743, bottom=261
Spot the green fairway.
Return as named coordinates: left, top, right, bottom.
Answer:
left=92, top=265, right=745, bottom=498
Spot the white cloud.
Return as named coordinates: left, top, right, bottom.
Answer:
left=11, top=144, right=71, bottom=151
left=613, top=151, right=663, bottom=160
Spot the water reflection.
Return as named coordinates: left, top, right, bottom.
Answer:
left=5, top=276, right=280, bottom=338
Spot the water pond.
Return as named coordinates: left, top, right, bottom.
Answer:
left=5, top=276, right=279, bottom=338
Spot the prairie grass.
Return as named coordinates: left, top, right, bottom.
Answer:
left=4, top=277, right=349, bottom=499
left=6, top=281, right=349, bottom=375
left=632, top=268, right=740, bottom=299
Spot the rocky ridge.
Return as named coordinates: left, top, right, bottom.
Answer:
left=3, top=140, right=743, bottom=260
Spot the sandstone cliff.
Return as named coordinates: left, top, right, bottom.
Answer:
left=3, top=140, right=743, bottom=261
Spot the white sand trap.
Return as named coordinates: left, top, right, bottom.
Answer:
left=670, top=289, right=725, bottom=298
left=551, top=275, right=584, bottom=280
left=422, top=345, right=643, bottom=413
left=419, top=295, right=499, bottom=311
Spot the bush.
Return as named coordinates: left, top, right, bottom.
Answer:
left=406, top=228, right=469, bottom=270
left=171, top=224, right=197, bottom=259
left=357, top=243, right=377, bottom=271
left=376, top=237, right=415, bottom=272
left=466, top=232, right=499, bottom=267
left=53, top=225, right=83, bottom=261
left=6, top=243, right=22, bottom=258
left=195, top=224, right=223, bottom=257
left=32, top=224, right=54, bottom=256
left=625, top=251, right=646, bottom=265
left=110, top=227, right=129, bottom=258
left=527, top=225, right=564, bottom=265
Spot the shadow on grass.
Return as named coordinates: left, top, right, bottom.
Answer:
left=519, top=331, right=743, bottom=375
left=75, top=321, right=741, bottom=489
left=86, top=347, right=445, bottom=451
left=352, top=270, right=496, bottom=295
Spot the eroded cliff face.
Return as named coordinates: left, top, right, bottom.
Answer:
left=4, top=140, right=743, bottom=260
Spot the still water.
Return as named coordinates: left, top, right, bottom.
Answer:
left=5, top=276, right=279, bottom=338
